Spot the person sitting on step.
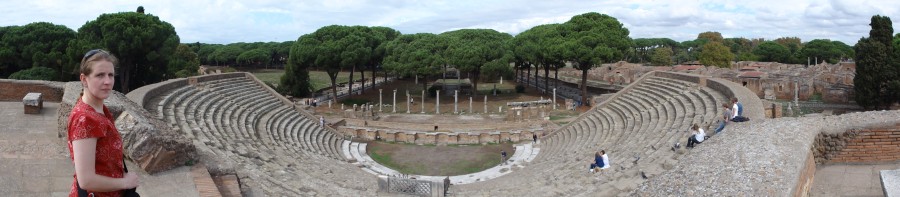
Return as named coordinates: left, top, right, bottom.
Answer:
left=599, top=150, right=610, bottom=170
left=715, top=103, right=733, bottom=134
left=729, top=97, right=750, bottom=122
left=687, top=124, right=706, bottom=148
left=590, top=151, right=604, bottom=173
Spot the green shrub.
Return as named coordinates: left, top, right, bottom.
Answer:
left=9, top=67, right=57, bottom=81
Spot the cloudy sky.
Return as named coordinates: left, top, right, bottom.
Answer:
left=3, top=0, right=899, bottom=45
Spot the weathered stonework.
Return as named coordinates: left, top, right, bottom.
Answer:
left=478, top=133, right=493, bottom=144
left=458, top=133, right=478, bottom=144
left=414, top=133, right=435, bottom=145
left=382, top=131, right=397, bottom=142
left=814, top=127, right=900, bottom=164
left=395, top=132, right=414, bottom=143
left=436, top=133, right=449, bottom=145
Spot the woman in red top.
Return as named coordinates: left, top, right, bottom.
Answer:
left=67, top=49, right=139, bottom=197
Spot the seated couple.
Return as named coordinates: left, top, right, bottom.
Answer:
left=589, top=150, right=610, bottom=173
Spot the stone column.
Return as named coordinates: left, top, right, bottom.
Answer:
left=341, top=103, right=345, bottom=110
left=393, top=89, right=397, bottom=113
left=454, top=90, right=458, bottom=114
left=484, top=95, right=488, bottom=113
left=469, top=97, right=473, bottom=114
left=553, top=88, right=557, bottom=110
left=500, top=76, right=503, bottom=84
left=406, top=90, right=411, bottom=113
left=436, top=90, right=440, bottom=114
left=379, top=89, right=383, bottom=112
left=421, top=90, right=426, bottom=114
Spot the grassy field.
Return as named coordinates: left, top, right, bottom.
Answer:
left=367, top=142, right=514, bottom=176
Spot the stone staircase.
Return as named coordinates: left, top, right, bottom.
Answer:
left=149, top=76, right=377, bottom=196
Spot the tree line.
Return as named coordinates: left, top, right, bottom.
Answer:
left=190, top=41, right=293, bottom=69
left=0, top=7, right=198, bottom=93
left=2, top=8, right=895, bottom=109
left=282, top=12, right=631, bottom=106
left=632, top=33, right=856, bottom=67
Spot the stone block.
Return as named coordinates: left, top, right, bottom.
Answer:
left=382, top=131, right=397, bottom=142
left=436, top=133, right=449, bottom=145
left=396, top=132, right=414, bottom=143
left=415, top=133, right=436, bottom=145
left=458, top=133, right=478, bottom=144
left=499, top=132, right=511, bottom=143
left=23, top=92, right=43, bottom=114
left=479, top=133, right=494, bottom=144
left=364, top=130, right=377, bottom=140
left=446, top=133, right=458, bottom=145
left=882, top=169, right=900, bottom=197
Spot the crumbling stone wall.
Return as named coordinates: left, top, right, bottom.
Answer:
left=814, top=126, right=900, bottom=164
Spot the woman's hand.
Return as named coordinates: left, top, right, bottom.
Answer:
left=122, top=172, right=139, bottom=189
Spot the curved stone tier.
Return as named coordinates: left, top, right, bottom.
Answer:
left=453, top=71, right=757, bottom=196
left=137, top=73, right=377, bottom=196
left=130, top=71, right=765, bottom=196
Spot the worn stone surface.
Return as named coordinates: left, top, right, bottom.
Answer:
left=632, top=110, right=900, bottom=196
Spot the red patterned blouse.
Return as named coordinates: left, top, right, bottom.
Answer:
left=67, top=98, right=124, bottom=197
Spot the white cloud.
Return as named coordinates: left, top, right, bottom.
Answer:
left=1, top=0, right=899, bottom=45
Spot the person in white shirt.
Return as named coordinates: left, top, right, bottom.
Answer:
left=731, top=97, right=740, bottom=119
left=687, top=124, right=706, bottom=148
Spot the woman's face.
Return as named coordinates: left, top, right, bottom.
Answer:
left=81, top=60, right=115, bottom=100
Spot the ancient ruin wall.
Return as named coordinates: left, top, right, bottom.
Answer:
left=814, top=127, right=900, bottom=164
left=341, top=127, right=539, bottom=145
left=341, top=118, right=550, bottom=133
left=0, top=79, right=66, bottom=102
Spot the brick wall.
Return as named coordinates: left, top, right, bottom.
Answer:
left=828, top=127, right=900, bottom=163
left=793, top=152, right=816, bottom=197
left=815, top=126, right=900, bottom=164
left=0, top=79, right=65, bottom=102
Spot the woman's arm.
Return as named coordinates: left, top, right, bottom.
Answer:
left=72, top=138, right=139, bottom=192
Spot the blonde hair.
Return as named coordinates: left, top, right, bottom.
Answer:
left=79, top=49, right=118, bottom=75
